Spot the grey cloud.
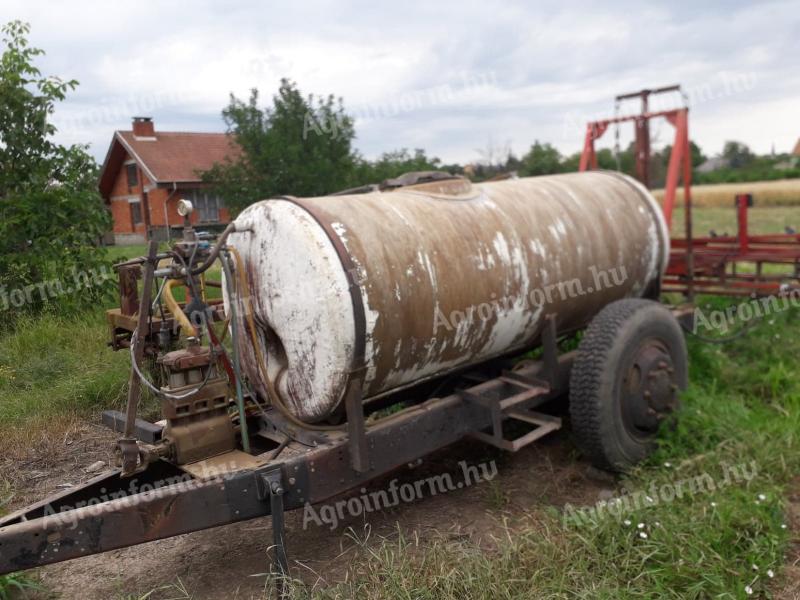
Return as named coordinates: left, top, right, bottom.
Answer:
left=3, top=0, right=797, bottom=163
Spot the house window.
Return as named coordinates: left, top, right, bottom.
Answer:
left=126, top=163, right=138, bottom=188
left=130, top=201, right=143, bottom=225
left=189, top=189, right=224, bottom=222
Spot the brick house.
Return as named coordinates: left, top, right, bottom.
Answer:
left=98, top=117, right=239, bottom=244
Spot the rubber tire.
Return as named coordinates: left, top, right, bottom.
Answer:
left=569, top=298, right=688, bottom=472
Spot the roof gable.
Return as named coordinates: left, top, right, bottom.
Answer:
left=98, top=130, right=240, bottom=198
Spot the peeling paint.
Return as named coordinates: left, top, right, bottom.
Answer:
left=225, top=172, right=669, bottom=422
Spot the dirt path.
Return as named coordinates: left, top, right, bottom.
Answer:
left=4, top=422, right=612, bottom=599
left=775, top=477, right=800, bottom=599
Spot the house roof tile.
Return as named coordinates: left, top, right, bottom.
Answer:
left=99, top=129, right=240, bottom=198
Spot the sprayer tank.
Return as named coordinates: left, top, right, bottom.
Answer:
left=225, top=171, right=669, bottom=422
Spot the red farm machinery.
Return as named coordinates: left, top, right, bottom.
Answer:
left=579, top=84, right=800, bottom=298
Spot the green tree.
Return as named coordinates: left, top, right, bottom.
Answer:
left=0, top=21, right=111, bottom=324
left=519, top=141, right=563, bottom=176
left=659, top=140, right=706, bottom=170
left=721, top=141, right=755, bottom=169
left=689, top=141, right=706, bottom=169
left=351, top=148, right=443, bottom=186
left=205, top=79, right=357, bottom=215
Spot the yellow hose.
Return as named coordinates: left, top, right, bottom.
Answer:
left=163, top=279, right=198, bottom=337
left=227, top=246, right=343, bottom=431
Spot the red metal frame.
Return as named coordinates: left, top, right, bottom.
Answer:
left=664, top=193, right=800, bottom=296
left=579, top=106, right=696, bottom=297
left=579, top=103, right=800, bottom=299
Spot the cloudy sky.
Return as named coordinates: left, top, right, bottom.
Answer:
left=5, top=0, right=799, bottom=165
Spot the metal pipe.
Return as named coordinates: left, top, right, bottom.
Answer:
left=122, top=240, right=158, bottom=440
left=188, top=222, right=236, bottom=276
left=220, top=251, right=251, bottom=453
left=163, top=280, right=197, bottom=337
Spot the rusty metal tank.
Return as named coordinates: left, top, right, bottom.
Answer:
left=225, top=171, right=669, bottom=422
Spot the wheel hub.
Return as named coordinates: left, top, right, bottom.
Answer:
left=622, top=342, right=679, bottom=435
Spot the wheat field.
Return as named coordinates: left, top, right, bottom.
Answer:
left=652, top=178, right=800, bottom=207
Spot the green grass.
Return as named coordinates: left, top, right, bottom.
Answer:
left=0, top=573, right=39, bottom=599
left=105, top=243, right=149, bottom=264
left=0, top=311, right=130, bottom=435
left=671, top=206, right=799, bottom=238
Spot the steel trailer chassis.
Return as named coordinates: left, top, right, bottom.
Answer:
left=0, top=320, right=574, bottom=578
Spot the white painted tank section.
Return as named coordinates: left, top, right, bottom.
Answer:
left=226, top=171, right=669, bottom=422
left=225, top=201, right=356, bottom=421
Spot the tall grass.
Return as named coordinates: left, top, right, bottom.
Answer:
left=0, top=311, right=129, bottom=453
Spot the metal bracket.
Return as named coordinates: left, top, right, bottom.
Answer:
left=541, top=314, right=560, bottom=387
left=257, top=466, right=289, bottom=581
left=258, top=405, right=328, bottom=447
left=459, top=322, right=563, bottom=452
left=344, top=375, right=369, bottom=473
left=102, top=409, right=163, bottom=444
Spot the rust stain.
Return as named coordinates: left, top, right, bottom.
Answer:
left=227, top=172, right=668, bottom=422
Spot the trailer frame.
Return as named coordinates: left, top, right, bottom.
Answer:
left=0, top=336, right=576, bottom=576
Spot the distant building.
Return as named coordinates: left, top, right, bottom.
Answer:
left=98, top=117, right=239, bottom=245
left=793, top=138, right=800, bottom=157
left=695, top=156, right=730, bottom=174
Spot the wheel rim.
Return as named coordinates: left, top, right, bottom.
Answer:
left=619, top=339, right=680, bottom=440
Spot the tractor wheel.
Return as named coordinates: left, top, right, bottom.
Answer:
left=569, top=298, right=688, bottom=472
